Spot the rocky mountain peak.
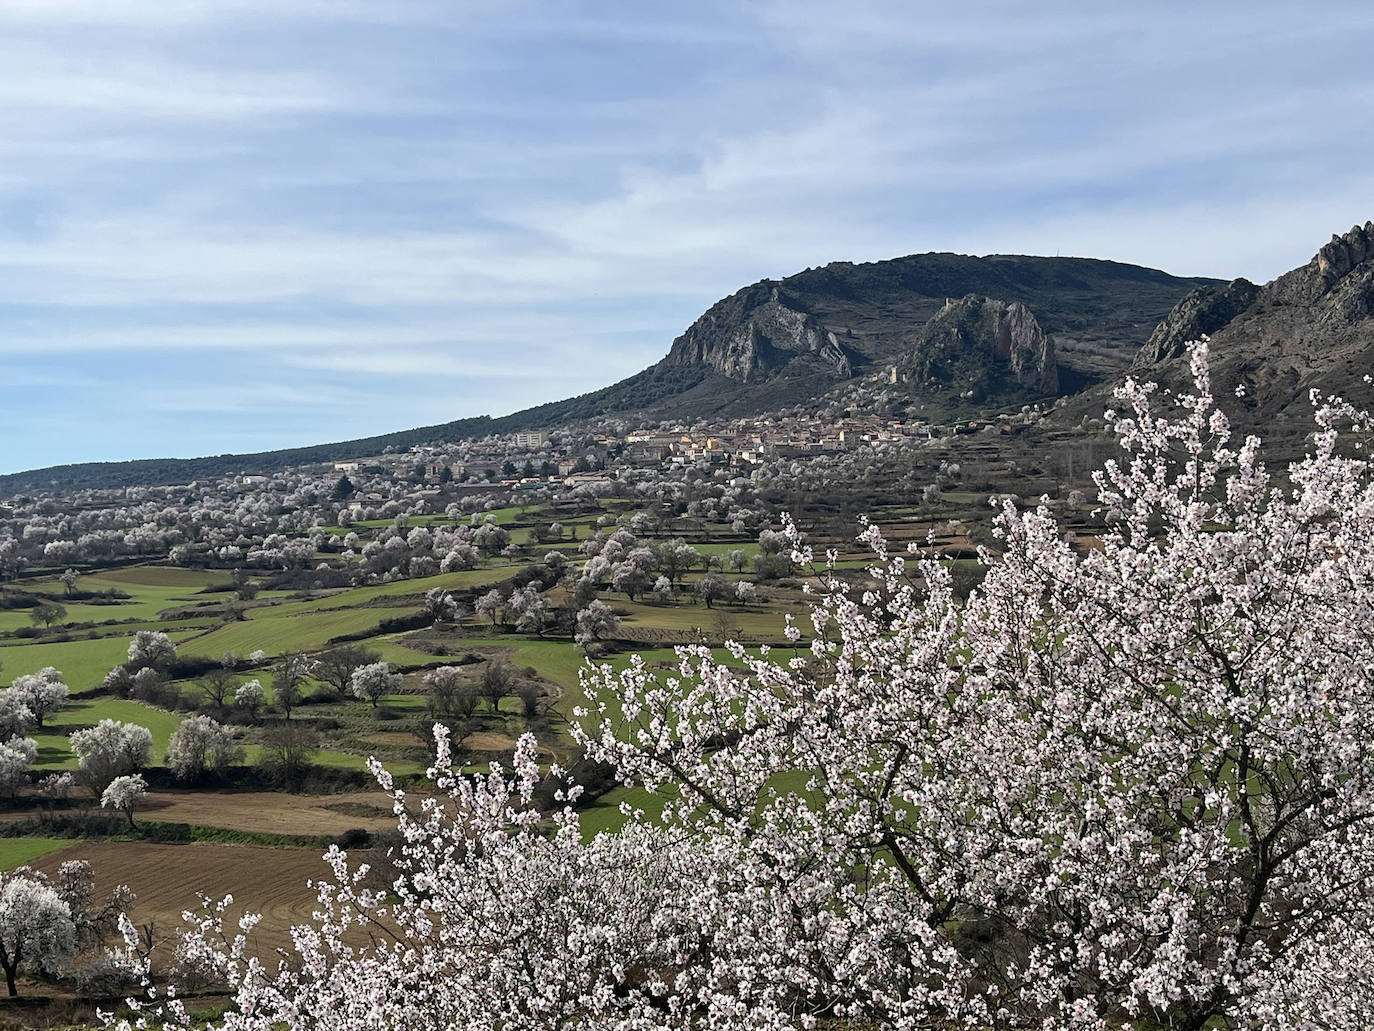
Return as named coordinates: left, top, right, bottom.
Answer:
left=663, top=279, right=854, bottom=382
left=900, top=295, right=1058, bottom=399
left=1269, top=220, right=1374, bottom=306
left=1317, top=221, right=1374, bottom=282
left=1134, top=278, right=1260, bottom=369
left=1123, top=218, right=1374, bottom=428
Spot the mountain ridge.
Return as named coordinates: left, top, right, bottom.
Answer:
left=1131, top=221, right=1374, bottom=429
left=24, top=234, right=1374, bottom=494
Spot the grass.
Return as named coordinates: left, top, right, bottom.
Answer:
left=0, top=602, right=180, bottom=634
left=0, top=837, right=71, bottom=871
left=0, top=631, right=197, bottom=691
left=299, top=567, right=512, bottom=612
left=3, top=526, right=825, bottom=867
left=19, top=566, right=234, bottom=623
left=367, top=637, right=453, bottom=667
left=181, top=606, right=417, bottom=659
left=32, top=697, right=186, bottom=770
left=90, top=567, right=232, bottom=589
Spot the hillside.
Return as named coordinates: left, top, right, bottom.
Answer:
left=1131, top=221, right=1374, bottom=432
left=666, top=252, right=1218, bottom=387
left=0, top=248, right=1289, bottom=495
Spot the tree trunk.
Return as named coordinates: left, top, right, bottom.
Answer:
left=0, top=946, right=18, bottom=998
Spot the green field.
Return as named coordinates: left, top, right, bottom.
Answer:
left=298, top=567, right=511, bottom=612
left=182, top=606, right=418, bottom=659
left=31, top=697, right=186, bottom=770
left=0, top=837, right=72, bottom=871
left=0, top=631, right=200, bottom=691
left=0, top=515, right=819, bottom=886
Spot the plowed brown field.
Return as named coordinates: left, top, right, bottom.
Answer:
left=134, top=789, right=401, bottom=835
left=2, top=788, right=410, bottom=835
left=34, top=841, right=356, bottom=961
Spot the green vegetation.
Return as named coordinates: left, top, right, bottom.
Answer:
left=0, top=494, right=843, bottom=944
left=0, top=837, right=70, bottom=871
left=183, top=605, right=418, bottom=659
left=32, top=698, right=185, bottom=770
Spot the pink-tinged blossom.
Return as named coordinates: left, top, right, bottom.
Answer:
left=110, top=341, right=1374, bottom=1029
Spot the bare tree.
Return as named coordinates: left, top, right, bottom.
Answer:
left=314, top=645, right=380, bottom=699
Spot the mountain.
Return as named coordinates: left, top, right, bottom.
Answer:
left=519, top=253, right=1220, bottom=427
left=26, top=231, right=1374, bottom=494
left=897, top=295, right=1058, bottom=400
left=1, top=250, right=1220, bottom=493
left=1131, top=222, right=1374, bottom=432
left=658, top=252, right=1218, bottom=396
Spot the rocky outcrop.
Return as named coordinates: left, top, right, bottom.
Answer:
left=1124, top=221, right=1374, bottom=428
left=656, top=253, right=1212, bottom=399
left=1000, top=301, right=1058, bottom=393
left=902, top=295, right=1059, bottom=396
left=1269, top=221, right=1374, bottom=305
left=664, top=280, right=854, bottom=382
left=1134, top=278, right=1260, bottom=368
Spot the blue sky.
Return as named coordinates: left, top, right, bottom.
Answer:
left=2, top=1, right=1373, bottom=473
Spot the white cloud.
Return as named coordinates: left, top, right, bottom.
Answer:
left=3, top=1, right=1374, bottom=471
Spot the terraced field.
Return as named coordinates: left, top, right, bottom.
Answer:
left=182, top=605, right=418, bottom=659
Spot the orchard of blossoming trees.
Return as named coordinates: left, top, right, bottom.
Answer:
left=102, top=342, right=1374, bottom=1031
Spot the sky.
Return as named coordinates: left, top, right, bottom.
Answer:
left=2, top=0, right=1373, bottom=474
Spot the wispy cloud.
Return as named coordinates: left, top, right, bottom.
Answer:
left=2, top=1, right=1373, bottom=473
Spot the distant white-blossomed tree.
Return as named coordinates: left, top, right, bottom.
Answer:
left=70, top=719, right=152, bottom=796
left=167, top=716, right=242, bottom=782
left=350, top=662, right=401, bottom=708
left=126, top=630, right=176, bottom=671
left=0, top=738, right=37, bottom=797
left=233, top=679, right=265, bottom=721
left=573, top=600, right=619, bottom=645
left=0, top=870, right=75, bottom=997
left=0, top=693, right=33, bottom=742
left=100, top=774, right=148, bottom=828
left=7, top=667, right=68, bottom=727
left=112, top=343, right=1374, bottom=1029
left=423, top=587, right=461, bottom=624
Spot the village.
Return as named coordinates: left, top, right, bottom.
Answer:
left=324, top=384, right=1059, bottom=516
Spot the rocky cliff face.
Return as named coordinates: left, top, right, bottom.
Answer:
left=1131, top=221, right=1374, bottom=428
left=663, top=280, right=854, bottom=382
left=1134, top=278, right=1260, bottom=367
left=1271, top=221, right=1374, bottom=305
left=658, top=253, right=1216, bottom=397
left=901, top=295, right=1058, bottom=398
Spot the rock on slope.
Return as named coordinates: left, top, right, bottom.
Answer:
left=1133, top=222, right=1374, bottom=430
left=663, top=281, right=854, bottom=381
left=900, top=295, right=1058, bottom=400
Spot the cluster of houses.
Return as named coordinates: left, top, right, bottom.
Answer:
left=325, top=402, right=1046, bottom=502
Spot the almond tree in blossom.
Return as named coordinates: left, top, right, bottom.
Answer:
left=111, top=343, right=1374, bottom=1030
